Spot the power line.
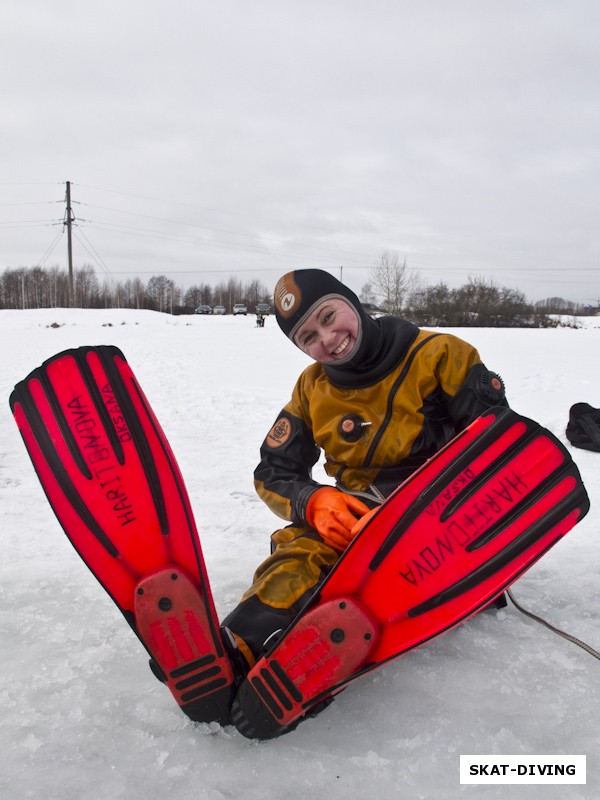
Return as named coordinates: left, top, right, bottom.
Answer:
left=74, top=182, right=346, bottom=234
left=0, top=182, right=62, bottom=187
left=38, top=230, right=64, bottom=267
left=81, top=220, right=371, bottom=266
left=0, top=200, right=61, bottom=207
left=78, top=217, right=600, bottom=278
left=72, top=183, right=600, bottom=271
left=0, top=219, right=59, bottom=226
left=73, top=229, right=117, bottom=286
left=0, top=219, right=60, bottom=230
left=79, top=204, right=376, bottom=260
left=1, top=182, right=598, bottom=300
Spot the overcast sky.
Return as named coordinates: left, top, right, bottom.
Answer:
left=2, top=0, right=599, bottom=304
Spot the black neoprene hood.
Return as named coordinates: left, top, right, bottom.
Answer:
left=273, top=268, right=419, bottom=387
left=273, top=269, right=364, bottom=341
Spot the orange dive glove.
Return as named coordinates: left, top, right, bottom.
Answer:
left=305, top=487, right=370, bottom=553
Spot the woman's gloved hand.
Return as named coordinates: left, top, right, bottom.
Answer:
left=305, top=487, right=370, bottom=552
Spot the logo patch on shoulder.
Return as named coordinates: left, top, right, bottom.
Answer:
left=266, top=417, right=292, bottom=448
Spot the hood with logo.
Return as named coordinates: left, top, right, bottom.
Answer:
left=273, top=269, right=418, bottom=388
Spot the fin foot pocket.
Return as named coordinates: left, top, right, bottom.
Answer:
left=134, top=567, right=235, bottom=724
left=232, top=596, right=379, bottom=739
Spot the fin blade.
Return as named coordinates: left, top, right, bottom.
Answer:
left=11, top=346, right=234, bottom=721
left=322, top=409, right=589, bottom=661
left=10, top=346, right=206, bottom=609
left=232, top=408, right=589, bottom=738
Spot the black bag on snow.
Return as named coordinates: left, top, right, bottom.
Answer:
left=566, top=403, right=600, bottom=452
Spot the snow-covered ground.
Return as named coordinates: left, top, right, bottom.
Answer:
left=1, top=308, right=598, bottom=800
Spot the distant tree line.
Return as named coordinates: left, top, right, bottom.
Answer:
left=363, top=250, right=598, bottom=327
left=401, top=279, right=554, bottom=328
left=0, top=265, right=272, bottom=314
left=1, top=258, right=597, bottom=326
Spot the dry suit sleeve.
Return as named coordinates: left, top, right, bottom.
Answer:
left=447, top=362, right=508, bottom=429
left=253, top=408, right=322, bottom=523
left=429, top=335, right=508, bottom=431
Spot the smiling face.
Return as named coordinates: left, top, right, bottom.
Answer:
left=293, top=297, right=361, bottom=363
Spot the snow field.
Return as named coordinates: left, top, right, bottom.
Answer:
left=1, top=309, right=598, bottom=800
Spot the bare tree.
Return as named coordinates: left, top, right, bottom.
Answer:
left=370, top=250, right=414, bottom=315
left=534, top=296, right=584, bottom=315
left=359, top=282, right=377, bottom=305
left=184, top=283, right=213, bottom=309
left=407, top=282, right=452, bottom=326
left=147, top=275, right=176, bottom=312
left=74, top=265, right=100, bottom=308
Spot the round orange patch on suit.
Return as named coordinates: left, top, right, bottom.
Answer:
left=266, top=417, right=292, bottom=448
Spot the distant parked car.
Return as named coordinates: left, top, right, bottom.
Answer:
left=213, top=305, right=226, bottom=315
left=233, top=304, right=247, bottom=315
left=256, top=303, right=271, bottom=315
left=195, top=305, right=213, bottom=315
left=361, top=302, right=385, bottom=318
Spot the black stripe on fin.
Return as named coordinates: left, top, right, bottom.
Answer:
left=95, top=347, right=170, bottom=535
left=407, top=482, right=587, bottom=617
left=368, top=408, right=521, bottom=571
left=11, top=356, right=120, bottom=557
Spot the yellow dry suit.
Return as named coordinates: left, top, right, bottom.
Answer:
left=222, top=323, right=507, bottom=660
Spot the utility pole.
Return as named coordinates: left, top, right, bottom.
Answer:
left=64, top=181, right=75, bottom=305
